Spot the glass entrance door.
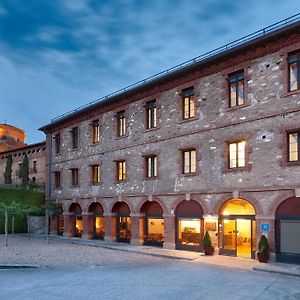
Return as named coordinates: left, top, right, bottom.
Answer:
left=117, top=216, right=131, bottom=243
left=219, top=218, right=255, bottom=258
left=95, top=216, right=105, bottom=239
left=236, top=219, right=251, bottom=258
left=75, top=215, right=83, bottom=237
left=220, top=219, right=236, bottom=256
left=145, top=218, right=164, bottom=247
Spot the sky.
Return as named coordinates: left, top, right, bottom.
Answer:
left=1, top=0, right=300, bottom=144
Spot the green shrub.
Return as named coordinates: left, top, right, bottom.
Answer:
left=258, top=235, right=269, bottom=253
left=203, top=231, right=212, bottom=247
left=0, top=188, right=44, bottom=233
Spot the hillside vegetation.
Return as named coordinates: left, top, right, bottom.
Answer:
left=0, top=187, right=44, bottom=233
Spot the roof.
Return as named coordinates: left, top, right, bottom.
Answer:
left=0, top=141, right=46, bottom=156
left=40, top=13, right=300, bottom=133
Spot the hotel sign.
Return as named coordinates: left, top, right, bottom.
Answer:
left=261, top=223, right=270, bottom=231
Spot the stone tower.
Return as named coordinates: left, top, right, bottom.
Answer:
left=0, top=124, right=27, bottom=152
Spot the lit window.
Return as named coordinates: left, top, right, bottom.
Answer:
left=71, top=127, right=79, bottom=149
left=288, top=52, right=300, bottom=92
left=71, top=168, right=79, bottom=186
left=117, top=111, right=126, bottom=137
left=146, top=155, right=157, bottom=178
left=288, top=132, right=299, bottom=161
left=228, top=141, right=246, bottom=168
left=91, top=165, right=101, bottom=184
left=117, top=160, right=126, bottom=181
left=92, top=120, right=100, bottom=144
left=54, top=171, right=61, bottom=188
left=229, top=71, right=244, bottom=107
left=183, top=149, right=196, bottom=174
left=146, top=100, right=157, bottom=129
left=182, top=88, right=195, bottom=120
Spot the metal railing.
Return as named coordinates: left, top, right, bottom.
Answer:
left=51, top=13, right=300, bottom=123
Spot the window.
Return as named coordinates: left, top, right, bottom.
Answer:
left=91, top=165, right=101, bottom=184
left=54, top=133, right=61, bottom=154
left=146, top=155, right=157, bottom=178
left=117, top=160, right=126, bottom=181
left=71, top=168, right=79, bottom=186
left=182, top=88, right=195, bottom=120
left=228, top=141, right=246, bottom=168
left=183, top=149, right=196, bottom=174
left=71, top=127, right=79, bottom=149
left=91, top=120, right=100, bottom=144
left=117, top=110, right=126, bottom=137
left=288, top=52, right=300, bottom=92
left=146, top=100, right=157, bottom=129
left=288, top=131, right=300, bottom=162
left=229, top=71, right=244, bottom=107
left=54, top=171, right=61, bottom=188
left=33, top=161, right=37, bottom=173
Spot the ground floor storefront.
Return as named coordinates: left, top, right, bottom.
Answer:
left=49, top=192, right=300, bottom=264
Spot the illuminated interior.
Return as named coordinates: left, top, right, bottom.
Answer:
left=220, top=199, right=256, bottom=258
left=178, top=218, right=201, bottom=246
left=118, top=217, right=131, bottom=240
left=229, top=141, right=246, bottom=168
left=289, top=133, right=298, bottom=161
left=58, top=215, right=64, bottom=235
left=220, top=199, right=255, bottom=216
left=75, top=216, right=83, bottom=237
left=147, top=218, right=164, bottom=243
left=95, top=216, right=105, bottom=238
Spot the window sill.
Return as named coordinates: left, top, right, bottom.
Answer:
left=281, top=160, right=300, bottom=167
left=223, top=165, right=251, bottom=173
left=281, top=89, right=300, bottom=98
left=143, top=127, right=159, bottom=133
left=225, top=102, right=250, bottom=112
left=71, top=185, right=80, bottom=188
left=179, top=172, right=199, bottom=177
left=91, top=182, right=102, bottom=186
left=178, top=116, right=199, bottom=124
left=144, top=176, right=158, bottom=180
left=116, top=135, right=128, bottom=140
left=116, top=180, right=127, bottom=183
left=90, top=142, right=100, bottom=147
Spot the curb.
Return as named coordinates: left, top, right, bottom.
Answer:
left=253, top=266, right=300, bottom=278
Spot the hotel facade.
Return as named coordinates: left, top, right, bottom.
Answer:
left=41, top=16, right=300, bottom=263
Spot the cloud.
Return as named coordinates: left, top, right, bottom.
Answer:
left=1, top=0, right=300, bottom=143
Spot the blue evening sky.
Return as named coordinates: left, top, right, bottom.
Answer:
left=1, top=1, right=300, bottom=144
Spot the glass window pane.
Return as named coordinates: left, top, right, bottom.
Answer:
left=289, top=63, right=298, bottom=92
left=289, top=133, right=298, bottom=161
left=230, top=83, right=237, bottom=107
left=178, top=218, right=201, bottom=246
left=190, top=97, right=195, bottom=118
left=237, top=80, right=244, bottom=105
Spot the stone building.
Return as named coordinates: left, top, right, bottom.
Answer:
left=0, top=141, right=47, bottom=187
left=0, top=124, right=27, bottom=152
left=40, top=16, right=300, bottom=263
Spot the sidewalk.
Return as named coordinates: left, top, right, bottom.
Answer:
left=32, top=234, right=300, bottom=277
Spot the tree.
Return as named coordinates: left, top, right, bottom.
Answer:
left=4, top=155, right=12, bottom=184
left=19, top=155, right=29, bottom=186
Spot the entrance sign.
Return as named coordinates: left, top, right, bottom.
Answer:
left=261, top=223, right=270, bottom=231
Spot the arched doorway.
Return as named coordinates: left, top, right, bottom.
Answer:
left=276, top=197, right=300, bottom=264
left=57, top=205, right=64, bottom=235
left=69, top=203, right=83, bottom=238
left=219, top=199, right=256, bottom=258
left=175, top=200, right=204, bottom=252
left=88, top=202, right=105, bottom=240
left=112, top=202, right=131, bottom=243
left=141, top=201, right=164, bottom=247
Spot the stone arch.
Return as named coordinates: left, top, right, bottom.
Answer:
left=88, top=201, right=104, bottom=214
left=175, top=200, right=204, bottom=215
left=138, top=199, right=167, bottom=215
left=109, top=199, right=134, bottom=214
left=112, top=201, right=131, bottom=215
left=275, top=197, right=300, bottom=216
left=213, top=196, right=259, bottom=216
left=140, top=201, right=164, bottom=216
left=69, top=202, right=82, bottom=214
left=267, top=190, right=295, bottom=215
left=172, top=196, right=208, bottom=215
left=218, top=198, right=256, bottom=215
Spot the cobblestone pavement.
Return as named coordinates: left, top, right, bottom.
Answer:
left=0, top=236, right=300, bottom=300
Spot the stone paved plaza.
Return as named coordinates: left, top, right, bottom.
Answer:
left=0, top=236, right=300, bottom=299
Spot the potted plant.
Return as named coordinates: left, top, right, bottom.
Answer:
left=257, top=235, right=270, bottom=263
left=203, top=231, right=214, bottom=255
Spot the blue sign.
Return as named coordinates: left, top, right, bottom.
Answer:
left=261, top=223, right=270, bottom=231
